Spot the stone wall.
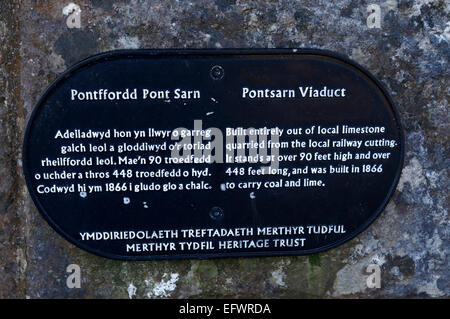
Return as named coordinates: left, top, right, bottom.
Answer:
left=0, top=0, right=448, bottom=298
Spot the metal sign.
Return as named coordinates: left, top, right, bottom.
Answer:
left=23, top=49, right=404, bottom=260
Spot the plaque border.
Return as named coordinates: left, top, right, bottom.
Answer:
left=22, top=48, right=405, bottom=260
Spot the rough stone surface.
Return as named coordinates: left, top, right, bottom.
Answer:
left=0, top=0, right=448, bottom=298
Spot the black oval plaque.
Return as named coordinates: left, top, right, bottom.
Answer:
left=23, top=49, right=404, bottom=260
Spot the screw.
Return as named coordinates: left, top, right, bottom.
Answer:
left=209, top=207, right=224, bottom=220
left=210, top=65, right=224, bottom=80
